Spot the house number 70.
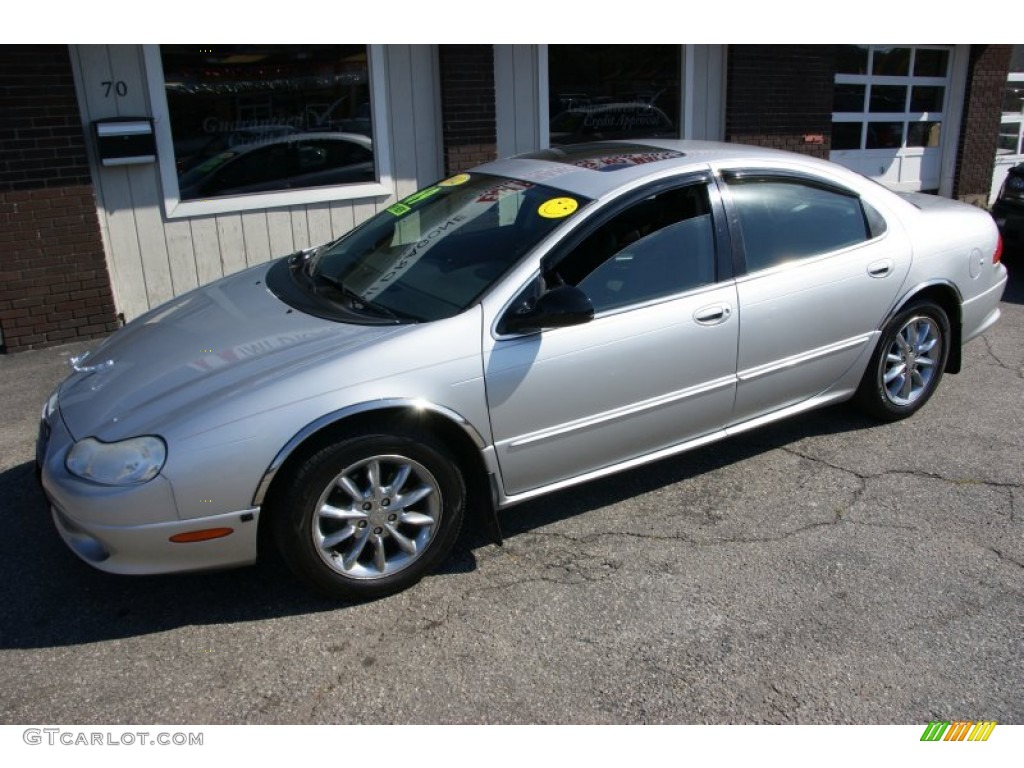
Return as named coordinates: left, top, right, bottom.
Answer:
left=101, top=80, right=128, bottom=98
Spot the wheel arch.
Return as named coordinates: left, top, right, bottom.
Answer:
left=888, top=280, right=963, bottom=374
left=253, top=400, right=495, bottom=543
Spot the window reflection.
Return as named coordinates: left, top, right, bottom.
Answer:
left=872, top=48, right=911, bottom=76
left=910, top=86, right=945, bottom=113
left=836, top=45, right=869, bottom=75
left=833, top=84, right=865, bottom=113
left=831, top=122, right=862, bottom=150
left=866, top=122, right=904, bottom=149
left=548, top=45, right=680, bottom=145
left=160, top=45, right=375, bottom=200
left=998, top=123, right=1022, bottom=154
left=869, top=85, right=907, bottom=113
left=913, top=49, right=949, bottom=77
left=1004, top=83, right=1024, bottom=115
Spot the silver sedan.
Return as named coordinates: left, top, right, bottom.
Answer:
left=37, top=140, right=1008, bottom=599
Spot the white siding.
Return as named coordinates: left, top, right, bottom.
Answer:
left=70, top=45, right=442, bottom=321
left=683, top=45, right=727, bottom=141
left=495, top=45, right=546, bottom=157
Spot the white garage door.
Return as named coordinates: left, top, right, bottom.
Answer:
left=830, top=45, right=952, bottom=192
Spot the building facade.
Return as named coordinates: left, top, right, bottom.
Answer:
left=0, top=44, right=1014, bottom=352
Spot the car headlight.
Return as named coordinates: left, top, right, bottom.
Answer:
left=65, top=436, right=167, bottom=485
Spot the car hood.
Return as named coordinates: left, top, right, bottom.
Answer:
left=58, top=261, right=404, bottom=441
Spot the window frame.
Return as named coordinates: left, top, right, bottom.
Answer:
left=718, top=170, right=886, bottom=278
left=525, top=173, right=731, bottom=321
left=143, top=45, right=395, bottom=219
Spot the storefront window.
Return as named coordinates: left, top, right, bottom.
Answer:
left=547, top=45, right=680, bottom=146
left=159, top=45, right=375, bottom=201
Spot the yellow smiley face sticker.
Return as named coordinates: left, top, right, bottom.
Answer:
left=438, top=173, right=471, bottom=187
left=538, top=197, right=578, bottom=219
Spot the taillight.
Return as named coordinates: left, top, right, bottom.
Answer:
left=993, top=234, right=1003, bottom=264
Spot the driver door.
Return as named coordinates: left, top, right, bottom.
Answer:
left=483, top=180, right=739, bottom=498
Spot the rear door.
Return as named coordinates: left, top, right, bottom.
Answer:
left=719, top=170, right=911, bottom=422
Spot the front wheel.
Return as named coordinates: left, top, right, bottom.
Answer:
left=270, top=429, right=465, bottom=600
left=855, top=300, right=950, bottom=422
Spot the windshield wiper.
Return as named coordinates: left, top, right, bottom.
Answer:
left=302, top=264, right=409, bottom=323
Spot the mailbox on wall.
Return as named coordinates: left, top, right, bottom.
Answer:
left=93, top=118, right=156, bottom=167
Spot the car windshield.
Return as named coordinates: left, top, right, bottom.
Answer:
left=307, top=173, right=589, bottom=322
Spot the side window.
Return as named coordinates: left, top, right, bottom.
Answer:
left=553, top=184, right=716, bottom=312
left=209, top=144, right=294, bottom=194
left=727, top=178, right=876, bottom=273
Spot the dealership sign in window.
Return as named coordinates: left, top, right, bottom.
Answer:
left=547, top=45, right=681, bottom=146
left=159, top=45, right=376, bottom=202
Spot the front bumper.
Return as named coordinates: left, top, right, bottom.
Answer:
left=48, top=500, right=260, bottom=575
left=37, top=400, right=260, bottom=575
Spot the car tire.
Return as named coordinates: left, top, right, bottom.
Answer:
left=270, top=428, right=465, bottom=601
left=855, top=300, right=950, bottom=422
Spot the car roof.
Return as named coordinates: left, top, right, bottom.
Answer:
left=472, top=139, right=846, bottom=201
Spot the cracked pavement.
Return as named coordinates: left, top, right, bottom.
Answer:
left=0, top=263, right=1021, bottom=724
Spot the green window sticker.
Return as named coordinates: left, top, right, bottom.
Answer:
left=400, top=186, right=442, bottom=206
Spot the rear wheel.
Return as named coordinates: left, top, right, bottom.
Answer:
left=855, top=300, right=950, bottom=421
left=270, top=429, right=465, bottom=600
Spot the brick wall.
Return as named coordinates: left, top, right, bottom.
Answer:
left=953, top=45, right=1012, bottom=205
left=438, top=45, right=497, bottom=174
left=0, top=45, right=118, bottom=352
left=726, top=45, right=836, bottom=158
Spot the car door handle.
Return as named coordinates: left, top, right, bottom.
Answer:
left=694, top=303, right=732, bottom=325
left=867, top=258, right=895, bottom=278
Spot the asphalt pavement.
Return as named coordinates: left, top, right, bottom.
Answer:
left=0, top=260, right=1021, bottom=724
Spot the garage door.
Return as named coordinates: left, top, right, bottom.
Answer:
left=829, top=45, right=952, bottom=192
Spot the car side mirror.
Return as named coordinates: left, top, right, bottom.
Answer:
left=501, top=285, right=594, bottom=334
